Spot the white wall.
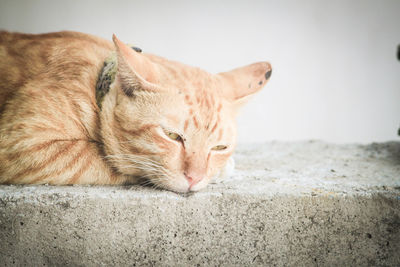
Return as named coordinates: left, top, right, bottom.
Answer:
left=1, top=0, right=399, bottom=143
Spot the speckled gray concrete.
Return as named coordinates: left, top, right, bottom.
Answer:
left=0, top=141, right=399, bottom=266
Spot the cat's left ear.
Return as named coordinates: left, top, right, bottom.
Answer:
left=217, top=62, right=272, bottom=106
left=112, top=34, right=161, bottom=96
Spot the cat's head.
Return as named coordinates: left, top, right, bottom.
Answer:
left=100, top=35, right=272, bottom=193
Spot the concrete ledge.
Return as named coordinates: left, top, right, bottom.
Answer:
left=1, top=141, right=399, bottom=266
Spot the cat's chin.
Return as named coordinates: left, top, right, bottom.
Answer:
left=166, top=183, right=197, bottom=194
left=129, top=169, right=215, bottom=193
left=137, top=177, right=190, bottom=193
left=151, top=179, right=208, bottom=194
left=159, top=184, right=192, bottom=194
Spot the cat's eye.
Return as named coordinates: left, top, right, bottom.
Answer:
left=212, top=145, right=228, bottom=151
left=166, top=132, right=183, bottom=142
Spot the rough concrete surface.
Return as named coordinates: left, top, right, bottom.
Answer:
left=0, top=141, right=399, bottom=266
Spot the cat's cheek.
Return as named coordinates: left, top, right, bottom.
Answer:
left=162, top=144, right=183, bottom=170
left=152, top=132, right=182, bottom=161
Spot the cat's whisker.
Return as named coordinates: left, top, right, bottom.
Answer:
left=139, top=172, right=169, bottom=189
left=117, top=163, right=158, bottom=171
left=105, top=153, right=177, bottom=190
left=106, top=154, right=162, bottom=169
left=106, top=157, right=160, bottom=171
left=111, top=158, right=171, bottom=178
left=115, top=140, right=138, bottom=145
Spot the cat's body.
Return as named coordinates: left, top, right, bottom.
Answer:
left=0, top=31, right=271, bottom=192
left=0, top=31, right=125, bottom=185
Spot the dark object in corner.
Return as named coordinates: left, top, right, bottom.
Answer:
left=131, top=46, right=142, bottom=53
left=397, top=44, right=400, bottom=61
left=265, top=69, right=272, bottom=80
left=397, top=45, right=400, bottom=136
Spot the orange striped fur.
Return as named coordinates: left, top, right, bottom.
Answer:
left=0, top=31, right=271, bottom=192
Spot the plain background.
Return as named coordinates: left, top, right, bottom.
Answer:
left=1, top=0, right=399, bottom=144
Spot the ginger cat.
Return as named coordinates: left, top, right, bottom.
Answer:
left=0, top=31, right=271, bottom=193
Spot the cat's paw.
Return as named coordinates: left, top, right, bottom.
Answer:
left=212, top=157, right=235, bottom=183
left=222, top=156, right=235, bottom=178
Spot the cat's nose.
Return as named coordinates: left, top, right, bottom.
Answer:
left=184, top=174, right=203, bottom=189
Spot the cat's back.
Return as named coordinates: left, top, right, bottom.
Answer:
left=0, top=31, right=113, bottom=110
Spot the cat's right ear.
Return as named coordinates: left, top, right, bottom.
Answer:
left=112, top=34, right=160, bottom=96
left=217, top=62, right=272, bottom=107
